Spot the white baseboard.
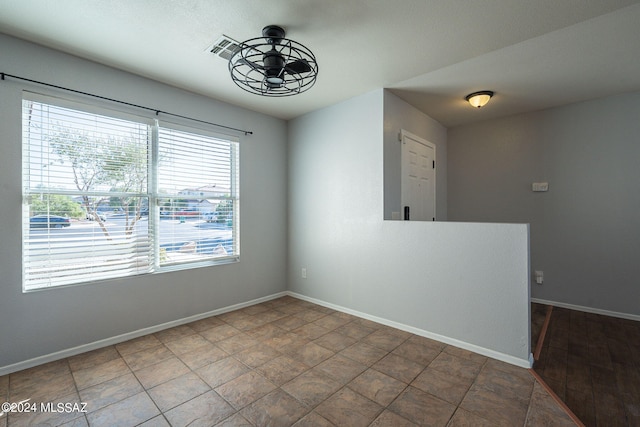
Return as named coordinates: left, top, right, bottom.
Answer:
left=1, top=290, right=536, bottom=375
left=0, top=292, right=288, bottom=376
left=288, top=291, right=533, bottom=369
left=531, top=298, right=640, bottom=322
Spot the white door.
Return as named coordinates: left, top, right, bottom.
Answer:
left=401, top=130, right=436, bottom=221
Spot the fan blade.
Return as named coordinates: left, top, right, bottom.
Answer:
left=236, top=58, right=263, bottom=71
left=285, top=59, right=311, bottom=74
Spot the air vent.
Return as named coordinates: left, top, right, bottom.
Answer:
left=208, top=35, right=241, bottom=61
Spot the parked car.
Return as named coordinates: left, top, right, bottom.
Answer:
left=30, top=214, right=71, bottom=228
left=173, top=209, right=200, bottom=218
left=86, top=213, right=107, bottom=222
left=203, top=212, right=218, bottom=223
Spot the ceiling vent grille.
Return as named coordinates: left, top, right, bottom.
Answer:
left=208, top=35, right=241, bottom=61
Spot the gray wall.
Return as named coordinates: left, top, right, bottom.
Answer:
left=448, top=91, right=640, bottom=317
left=383, top=90, right=448, bottom=220
left=288, top=90, right=532, bottom=366
left=0, top=34, right=288, bottom=369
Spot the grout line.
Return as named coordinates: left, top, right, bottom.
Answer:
left=528, top=368, right=586, bottom=427
left=534, top=305, right=553, bottom=361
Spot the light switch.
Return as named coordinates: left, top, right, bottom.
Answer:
left=532, top=182, right=549, bottom=192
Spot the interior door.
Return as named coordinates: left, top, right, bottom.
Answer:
left=401, top=130, right=436, bottom=221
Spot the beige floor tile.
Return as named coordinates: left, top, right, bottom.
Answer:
left=215, top=371, right=277, bottom=410
left=255, top=355, right=309, bottom=386
left=134, top=357, right=190, bottom=389
left=271, top=314, right=309, bottom=331
left=68, top=346, right=120, bottom=372
left=72, top=357, right=130, bottom=391
left=6, top=391, right=85, bottom=427
left=348, top=368, right=407, bottom=406
left=164, top=334, right=210, bottom=355
left=233, top=343, right=281, bottom=368
left=240, top=389, right=310, bottom=426
left=245, top=323, right=285, bottom=340
left=292, top=309, right=328, bottom=323
left=370, top=410, right=418, bottom=427
left=214, top=412, right=252, bottom=426
left=187, top=315, right=224, bottom=332
left=392, top=339, right=442, bottom=366
left=362, top=329, right=408, bottom=352
left=429, top=352, right=484, bottom=379
left=263, top=331, right=309, bottom=353
left=79, top=372, right=143, bottom=413
left=3, top=297, right=582, bottom=427
left=116, top=335, right=163, bottom=356
left=316, top=387, right=383, bottom=427
left=121, top=344, right=174, bottom=371
left=200, top=324, right=242, bottom=342
left=281, top=369, right=342, bottom=407
left=313, top=313, right=352, bottom=330
left=164, top=390, right=235, bottom=427
left=147, top=372, right=210, bottom=412
left=154, top=324, right=196, bottom=343
left=459, top=382, right=530, bottom=427
left=138, top=415, right=171, bottom=427
left=335, top=321, right=377, bottom=340
left=174, top=342, right=227, bottom=371
left=389, top=386, right=456, bottom=426
left=292, top=323, right=331, bottom=340
left=446, top=408, right=495, bottom=426
left=287, top=342, right=334, bottom=367
left=340, top=341, right=388, bottom=366
left=314, top=354, right=367, bottom=384
left=313, top=330, right=357, bottom=352
left=216, top=333, right=258, bottom=354
left=195, top=356, right=249, bottom=388
left=411, top=367, right=473, bottom=406
left=10, top=367, right=76, bottom=402
left=373, top=353, right=425, bottom=384
left=86, top=391, right=159, bottom=426
left=472, top=363, right=535, bottom=404
left=291, top=411, right=335, bottom=427
left=524, top=381, right=576, bottom=426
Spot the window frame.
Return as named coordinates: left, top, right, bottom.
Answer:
left=22, top=92, right=240, bottom=292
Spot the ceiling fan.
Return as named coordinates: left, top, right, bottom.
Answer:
left=229, top=25, right=319, bottom=97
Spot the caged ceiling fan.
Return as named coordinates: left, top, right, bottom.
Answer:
left=229, top=25, right=318, bottom=97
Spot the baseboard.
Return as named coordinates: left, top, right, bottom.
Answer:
left=0, top=291, right=288, bottom=376
left=531, top=298, right=640, bottom=322
left=288, top=291, right=533, bottom=369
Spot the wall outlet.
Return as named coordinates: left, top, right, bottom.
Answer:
left=301, top=268, right=307, bottom=279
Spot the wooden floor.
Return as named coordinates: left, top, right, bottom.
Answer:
left=532, top=303, right=640, bottom=426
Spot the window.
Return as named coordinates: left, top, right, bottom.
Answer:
left=22, top=94, right=239, bottom=291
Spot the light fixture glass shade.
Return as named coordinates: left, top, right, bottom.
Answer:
left=465, top=91, right=493, bottom=108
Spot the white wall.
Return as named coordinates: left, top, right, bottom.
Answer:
left=288, top=90, right=532, bottom=366
left=0, top=34, right=288, bottom=370
left=448, top=91, right=640, bottom=317
left=383, top=91, right=448, bottom=220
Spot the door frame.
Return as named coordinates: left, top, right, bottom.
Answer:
left=400, top=129, right=436, bottom=221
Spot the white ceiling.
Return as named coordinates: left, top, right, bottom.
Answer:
left=1, top=0, right=640, bottom=127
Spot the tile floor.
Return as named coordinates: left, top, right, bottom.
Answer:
left=1, top=296, right=576, bottom=426
left=534, top=305, right=640, bottom=427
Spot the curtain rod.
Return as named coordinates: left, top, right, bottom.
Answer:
left=1, top=72, right=253, bottom=136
